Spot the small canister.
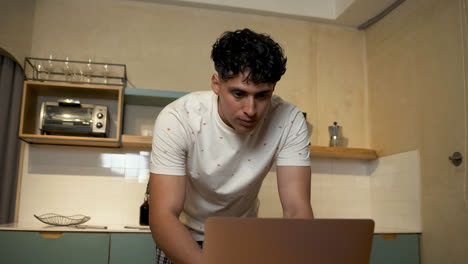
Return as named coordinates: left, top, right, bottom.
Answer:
left=328, top=122, right=341, bottom=147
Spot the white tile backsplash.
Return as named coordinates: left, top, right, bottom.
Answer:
left=369, top=150, right=422, bottom=232
left=331, top=159, right=369, bottom=175
left=125, top=153, right=141, bottom=169
left=18, top=144, right=149, bottom=226
left=258, top=150, right=421, bottom=233
left=111, top=154, right=126, bottom=168
left=258, top=158, right=372, bottom=219
left=18, top=144, right=422, bottom=232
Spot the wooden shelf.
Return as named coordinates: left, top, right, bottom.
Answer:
left=124, top=88, right=188, bottom=106
left=309, top=145, right=377, bottom=160
left=19, top=81, right=123, bottom=148
left=20, top=134, right=120, bottom=147
left=121, top=134, right=152, bottom=149
left=120, top=135, right=377, bottom=160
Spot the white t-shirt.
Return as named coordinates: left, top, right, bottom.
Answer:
left=150, top=91, right=310, bottom=240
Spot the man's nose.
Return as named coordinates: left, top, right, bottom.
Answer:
left=243, top=97, right=256, bottom=117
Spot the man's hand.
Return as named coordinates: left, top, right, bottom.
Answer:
left=276, top=166, right=314, bottom=218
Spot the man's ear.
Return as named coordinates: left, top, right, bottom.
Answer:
left=211, top=74, right=220, bottom=95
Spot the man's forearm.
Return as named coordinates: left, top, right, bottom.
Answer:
left=277, top=166, right=314, bottom=219
left=150, top=214, right=203, bottom=264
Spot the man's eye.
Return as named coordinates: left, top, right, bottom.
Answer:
left=233, top=92, right=243, bottom=98
left=256, top=93, right=270, bottom=99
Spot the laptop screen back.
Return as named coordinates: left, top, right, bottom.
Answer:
left=202, top=217, right=375, bottom=264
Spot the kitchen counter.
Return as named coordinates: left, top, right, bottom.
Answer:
left=375, top=226, right=421, bottom=234
left=0, top=223, right=421, bottom=264
left=0, top=222, right=151, bottom=233
left=0, top=222, right=420, bottom=234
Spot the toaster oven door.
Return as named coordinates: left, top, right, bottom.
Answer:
left=41, top=104, right=94, bottom=135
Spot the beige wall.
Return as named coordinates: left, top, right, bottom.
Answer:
left=11, top=2, right=468, bottom=263
left=26, top=0, right=367, bottom=147
left=0, top=0, right=35, bottom=65
left=7, top=0, right=468, bottom=261
left=366, top=0, right=468, bottom=262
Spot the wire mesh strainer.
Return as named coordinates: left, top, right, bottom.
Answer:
left=34, top=213, right=91, bottom=226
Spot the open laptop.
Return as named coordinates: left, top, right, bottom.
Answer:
left=202, top=217, right=375, bottom=264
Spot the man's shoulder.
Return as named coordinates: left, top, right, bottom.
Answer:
left=156, top=91, right=213, bottom=133
left=162, top=90, right=213, bottom=114
left=270, top=94, right=300, bottom=114
left=184, top=90, right=213, bottom=100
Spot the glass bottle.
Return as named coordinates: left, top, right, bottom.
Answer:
left=45, top=54, right=54, bottom=80
left=103, top=64, right=109, bottom=84
left=139, top=182, right=150, bottom=226
left=83, top=58, right=93, bottom=83
left=63, top=57, right=72, bottom=82
left=35, top=62, right=43, bottom=80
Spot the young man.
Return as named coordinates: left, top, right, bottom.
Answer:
left=149, top=28, right=313, bottom=264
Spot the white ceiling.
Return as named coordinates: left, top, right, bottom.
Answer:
left=138, top=0, right=400, bottom=28
left=335, top=0, right=398, bottom=27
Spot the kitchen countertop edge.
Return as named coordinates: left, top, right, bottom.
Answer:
left=0, top=223, right=421, bottom=234
left=0, top=223, right=152, bottom=233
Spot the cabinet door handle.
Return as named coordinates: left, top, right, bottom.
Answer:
left=379, top=234, right=397, bottom=240
left=40, top=232, right=62, bottom=238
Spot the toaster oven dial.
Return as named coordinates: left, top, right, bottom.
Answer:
left=97, top=113, right=104, bottom=119
left=96, top=122, right=103, bottom=129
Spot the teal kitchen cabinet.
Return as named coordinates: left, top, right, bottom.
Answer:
left=370, top=234, right=420, bottom=264
left=0, top=231, right=419, bottom=264
left=109, top=233, right=156, bottom=264
left=0, top=231, right=109, bottom=264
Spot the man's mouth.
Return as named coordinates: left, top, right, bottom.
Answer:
left=239, top=119, right=256, bottom=126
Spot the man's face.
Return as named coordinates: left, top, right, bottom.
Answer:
left=211, top=72, right=275, bottom=133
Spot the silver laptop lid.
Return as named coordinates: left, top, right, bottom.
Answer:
left=203, top=217, right=375, bottom=264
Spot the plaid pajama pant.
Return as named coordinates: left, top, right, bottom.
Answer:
left=155, top=241, right=204, bottom=264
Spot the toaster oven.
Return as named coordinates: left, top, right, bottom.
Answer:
left=39, top=99, right=108, bottom=137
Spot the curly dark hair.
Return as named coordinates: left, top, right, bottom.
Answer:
left=211, top=28, right=287, bottom=84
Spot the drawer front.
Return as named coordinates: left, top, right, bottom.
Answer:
left=370, top=234, right=420, bottom=264
left=110, top=233, right=156, bottom=264
left=0, top=231, right=109, bottom=264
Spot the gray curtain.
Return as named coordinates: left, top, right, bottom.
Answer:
left=0, top=55, right=24, bottom=224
